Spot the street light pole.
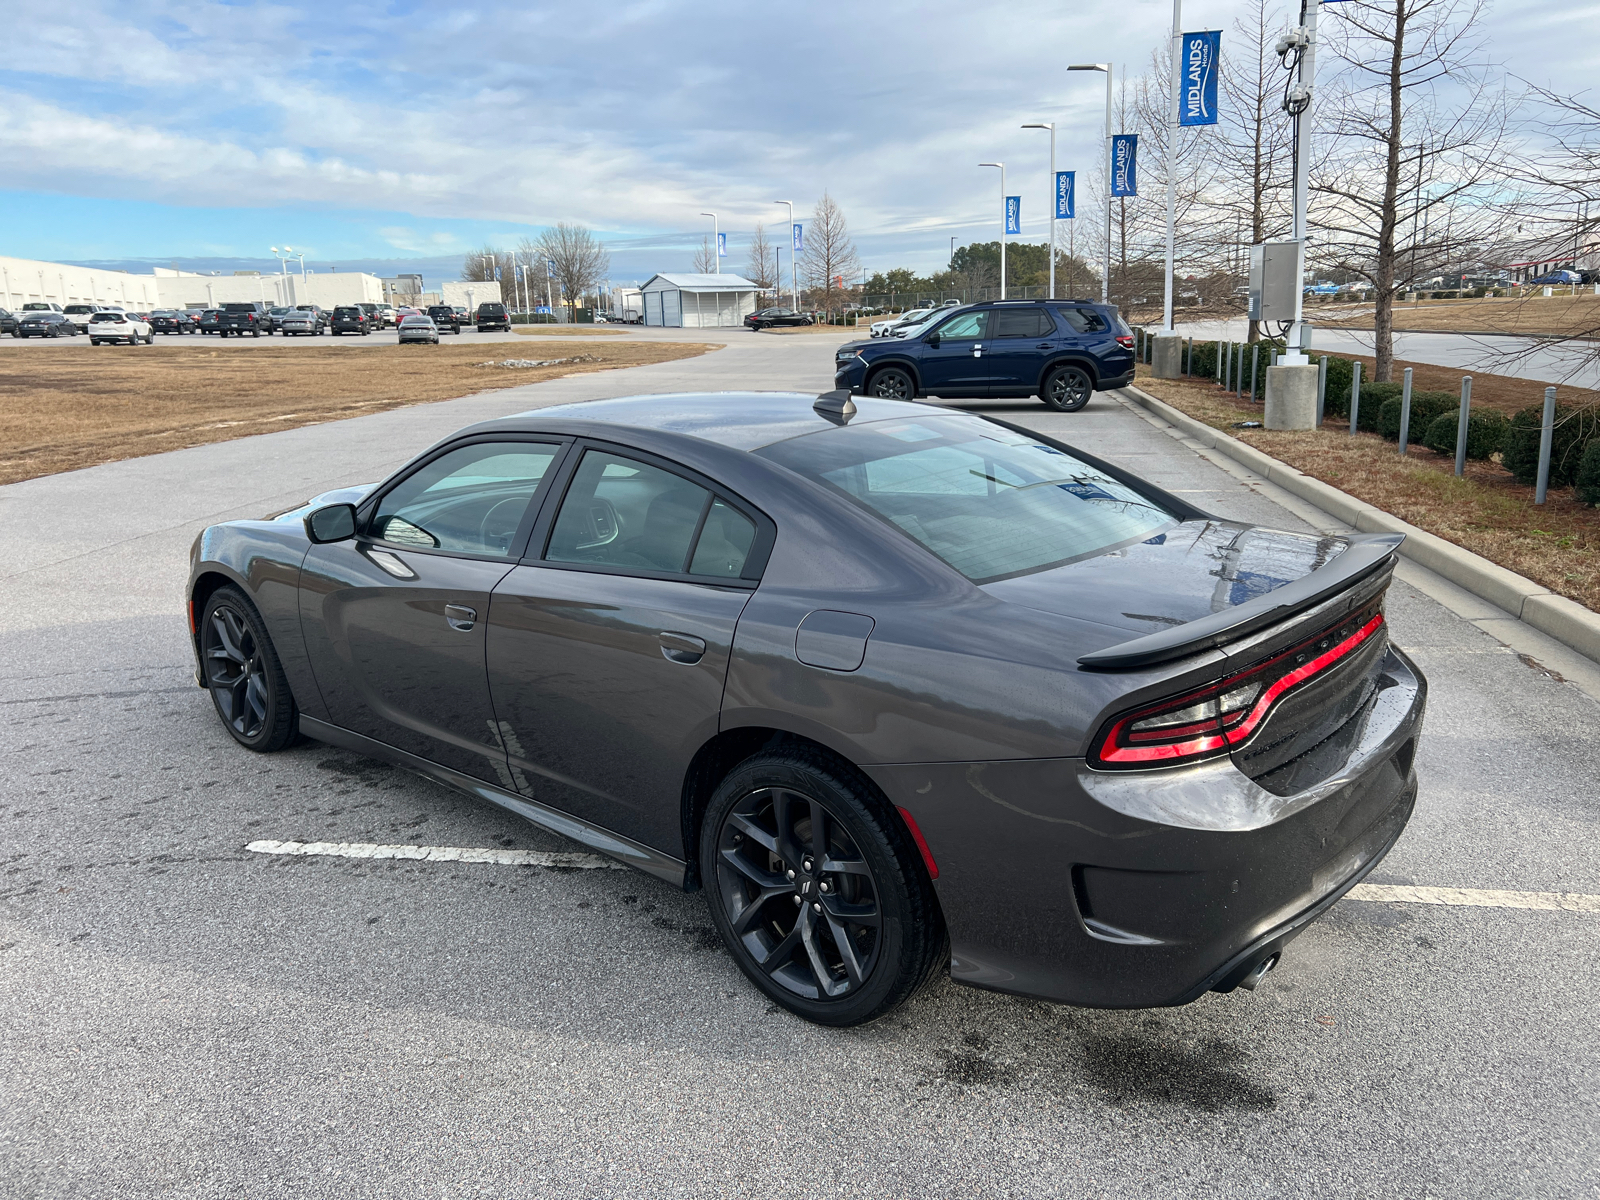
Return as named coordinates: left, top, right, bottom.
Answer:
left=980, top=162, right=1006, bottom=299
left=1023, top=122, right=1056, bottom=299
left=1163, top=0, right=1181, bottom=333
left=1283, top=0, right=1320, bottom=364
left=773, top=201, right=795, bottom=306
left=700, top=212, right=719, bottom=274
left=1068, top=64, right=1113, bottom=304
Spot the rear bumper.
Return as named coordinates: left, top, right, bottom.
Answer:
left=866, top=645, right=1426, bottom=1008
left=1096, top=369, right=1135, bottom=391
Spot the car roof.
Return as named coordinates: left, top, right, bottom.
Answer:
left=474, top=391, right=951, bottom=452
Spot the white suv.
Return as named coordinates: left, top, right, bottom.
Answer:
left=870, top=307, right=933, bottom=338
left=64, top=303, right=110, bottom=331
left=89, top=311, right=153, bottom=345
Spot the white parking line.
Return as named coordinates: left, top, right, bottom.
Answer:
left=245, top=840, right=625, bottom=869
left=1348, top=883, right=1600, bottom=913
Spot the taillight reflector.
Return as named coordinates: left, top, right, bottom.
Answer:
left=896, top=806, right=939, bottom=880
left=1092, top=609, right=1385, bottom=769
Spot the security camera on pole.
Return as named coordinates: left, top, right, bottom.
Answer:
left=1261, top=0, right=1322, bottom=430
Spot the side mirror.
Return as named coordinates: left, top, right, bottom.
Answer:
left=925, top=333, right=941, bottom=348
left=305, top=503, right=358, bottom=544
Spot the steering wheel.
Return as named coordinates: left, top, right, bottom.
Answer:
left=477, top=497, right=527, bottom=555
left=573, top=497, right=621, bottom=550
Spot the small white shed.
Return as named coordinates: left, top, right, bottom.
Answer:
left=640, top=273, right=758, bottom=328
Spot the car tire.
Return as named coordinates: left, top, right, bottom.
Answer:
left=198, top=585, right=299, bottom=753
left=1042, top=364, right=1093, bottom=412
left=866, top=366, right=915, bottom=402
left=90, top=339, right=101, bottom=346
left=700, top=748, right=946, bottom=1027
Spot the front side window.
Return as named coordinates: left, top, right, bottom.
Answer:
left=371, top=441, right=560, bottom=557
left=931, top=310, right=988, bottom=341
left=758, top=414, right=1175, bottom=584
left=546, top=450, right=757, bottom=579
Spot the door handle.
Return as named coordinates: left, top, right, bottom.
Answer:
left=445, top=604, right=477, bottom=631
left=1036, top=342, right=1053, bottom=349
left=658, top=631, right=706, bottom=664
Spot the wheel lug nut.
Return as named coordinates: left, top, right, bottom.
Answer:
left=803, top=858, right=814, bottom=872
left=819, top=882, right=830, bottom=893
left=812, top=902, right=822, bottom=913
left=793, top=895, right=802, bottom=906
left=731, top=833, right=742, bottom=844
left=785, top=869, right=796, bottom=880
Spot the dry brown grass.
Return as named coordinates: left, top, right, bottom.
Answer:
left=0, top=340, right=715, bottom=485
left=1320, top=291, right=1600, bottom=337
left=511, top=325, right=634, bottom=337
left=1135, top=366, right=1600, bottom=613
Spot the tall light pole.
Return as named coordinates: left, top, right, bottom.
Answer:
left=773, top=201, right=795, bottom=307
left=980, top=162, right=1006, bottom=299
left=1163, top=1, right=1181, bottom=333
left=1023, top=122, right=1056, bottom=299
left=1068, top=64, right=1112, bottom=304
left=700, top=212, right=719, bottom=274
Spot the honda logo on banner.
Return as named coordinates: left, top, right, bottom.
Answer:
left=792, top=223, right=804, bottom=252
left=1111, top=134, right=1138, bottom=197
left=1180, top=31, right=1222, bottom=126
left=1055, top=171, right=1075, bottom=219
left=717, top=232, right=727, bottom=257
left=1005, top=196, right=1021, bottom=235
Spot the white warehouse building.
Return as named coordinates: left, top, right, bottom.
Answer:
left=639, top=273, right=758, bottom=328
left=0, top=253, right=384, bottom=312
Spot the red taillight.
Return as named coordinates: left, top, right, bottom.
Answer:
left=1091, top=607, right=1386, bottom=769
left=896, top=806, right=939, bottom=879
left=1115, top=335, right=1135, bottom=349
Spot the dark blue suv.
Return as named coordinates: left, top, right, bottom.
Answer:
left=833, top=299, right=1135, bottom=411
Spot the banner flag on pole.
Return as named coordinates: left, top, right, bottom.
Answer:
left=546, top=259, right=557, bottom=278
left=1055, top=171, right=1075, bottom=219
left=494, top=265, right=501, bottom=280
left=792, top=223, right=804, bottom=252
left=1179, top=31, right=1222, bottom=127
left=717, top=232, right=727, bottom=257
left=1005, top=196, right=1022, bottom=235
left=1111, top=134, right=1139, bottom=197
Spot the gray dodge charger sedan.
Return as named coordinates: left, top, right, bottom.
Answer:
left=187, top=391, right=1425, bottom=1026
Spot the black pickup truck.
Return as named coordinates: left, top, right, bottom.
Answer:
left=217, top=301, right=271, bottom=338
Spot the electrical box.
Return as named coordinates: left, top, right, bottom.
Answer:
left=1249, top=241, right=1303, bottom=323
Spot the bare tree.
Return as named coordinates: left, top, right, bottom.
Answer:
left=533, top=223, right=610, bottom=318
left=799, top=193, right=861, bottom=315
left=745, top=223, right=776, bottom=298
left=1311, top=0, right=1519, bottom=380
left=692, top=237, right=717, bottom=274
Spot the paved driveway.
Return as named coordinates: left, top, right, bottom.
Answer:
left=2, top=329, right=1596, bottom=1198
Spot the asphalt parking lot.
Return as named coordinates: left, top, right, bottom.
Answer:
left=2, top=328, right=1597, bottom=1198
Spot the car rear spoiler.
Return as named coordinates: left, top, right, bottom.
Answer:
left=1077, top=533, right=1404, bottom=671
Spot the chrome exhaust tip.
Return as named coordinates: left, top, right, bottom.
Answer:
left=1236, top=953, right=1280, bottom=992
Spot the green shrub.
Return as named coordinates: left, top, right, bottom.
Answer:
left=1420, top=409, right=1506, bottom=460
left=1321, top=357, right=1354, bottom=419
left=1501, top=403, right=1600, bottom=486
left=1577, top=439, right=1600, bottom=506
left=1378, top=390, right=1458, bottom=442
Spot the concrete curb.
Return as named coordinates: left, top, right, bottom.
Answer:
left=1120, top=383, right=1600, bottom=666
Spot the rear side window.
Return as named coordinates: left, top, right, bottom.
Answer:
left=992, top=308, right=1055, bottom=338
left=758, top=413, right=1176, bottom=584
left=1055, top=307, right=1109, bottom=334
left=545, top=450, right=757, bottom=579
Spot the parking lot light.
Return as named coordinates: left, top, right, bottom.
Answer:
left=1023, top=123, right=1056, bottom=299
left=1067, top=64, right=1113, bottom=304
left=980, top=163, right=1005, bottom=300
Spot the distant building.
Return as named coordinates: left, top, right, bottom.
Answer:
left=440, top=280, right=502, bottom=309
left=0, top=254, right=382, bottom=311
left=639, top=273, right=758, bottom=327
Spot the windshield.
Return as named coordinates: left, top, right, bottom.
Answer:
left=757, top=413, right=1176, bottom=583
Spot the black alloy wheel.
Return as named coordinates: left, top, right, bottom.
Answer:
left=702, top=750, right=946, bottom=1026
left=1042, top=364, right=1093, bottom=412
left=867, top=366, right=914, bottom=402
left=199, top=586, right=298, bottom=752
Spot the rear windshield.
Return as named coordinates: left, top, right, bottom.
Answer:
left=223, top=303, right=259, bottom=312
left=478, top=304, right=506, bottom=313
left=335, top=307, right=361, bottom=316
left=757, top=413, right=1176, bottom=583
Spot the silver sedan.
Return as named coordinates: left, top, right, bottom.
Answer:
left=398, top=315, right=440, bottom=344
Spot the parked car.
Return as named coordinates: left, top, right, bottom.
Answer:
left=88, top=310, right=154, bottom=345
left=358, top=303, right=383, bottom=327
left=869, top=308, right=933, bottom=338
left=393, top=306, right=422, bottom=327
left=149, top=310, right=190, bottom=335
left=186, top=390, right=1425, bottom=1026
left=0, top=308, right=17, bottom=336
left=63, top=303, right=108, bottom=332
left=265, top=306, right=293, bottom=333
left=292, top=305, right=328, bottom=333
left=397, top=315, right=440, bottom=344
left=277, top=309, right=321, bottom=337
left=330, top=306, right=373, bottom=336
left=476, top=302, right=511, bottom=332
left=197, top=309, right=225, bottom=334
left=1528, top=269, right=1580, bottom=286
left=376, top=305, right=398, bottom=328
left=16, top=312, right=78, bottom=338
left=745, top=307, right=814, bottom=331
left=452, top=305, right=471, bottom=326
left=834, top=299, right=1135, bottom=412
left=21, top=302, right=64, bottom=313
left=425, top=304, right=463, bottom=334
left=218, top=301, right=271, bottom=338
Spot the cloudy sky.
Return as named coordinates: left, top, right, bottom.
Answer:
left=1, top=0, right=1593, bottom=285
